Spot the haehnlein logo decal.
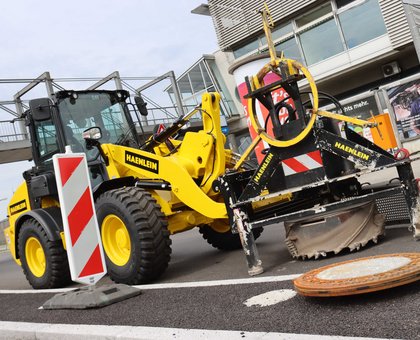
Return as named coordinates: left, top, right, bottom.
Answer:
left=125, top=151, right=159, bottom=174
left=9, top=199, right=27, bottom=215
left=334, top=142, right=370, bottom=161
left=254, top=153, right=274, bottom=183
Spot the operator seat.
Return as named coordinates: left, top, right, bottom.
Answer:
left=63, top=125, right=84, bottom=152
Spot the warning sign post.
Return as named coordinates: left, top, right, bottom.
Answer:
left=53, top=148, right=107, bottom=285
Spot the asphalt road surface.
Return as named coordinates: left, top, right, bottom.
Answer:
left=1, top=224, right=419, bottom=339
left=0, top=162, right=419, bottom=339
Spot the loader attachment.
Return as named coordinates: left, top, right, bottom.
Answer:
left=284, top=201, right=385, bottom=259
left=216, top=6, right=420, bottom=277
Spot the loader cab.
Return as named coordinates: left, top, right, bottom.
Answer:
left=27, top=90, right=139, bottom=188
left=56, top=90, right=138, bottom=150
left=57, top=90, right=139, bottom=186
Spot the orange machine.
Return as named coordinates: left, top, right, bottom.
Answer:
left=369, top=113, right=398, bottom=150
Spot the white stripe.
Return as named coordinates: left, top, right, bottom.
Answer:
left=282, top=153, right=323, bottom=176
left=134, top=274, right=301, bottom=290
left=0, top=321, right=397, bottom=340
left=282, top=162, right=295, bottom=176
left=0, top=274, right=301, bottom=294
left=294, top=153, right=323, bottom=170
left=0, top=287, right=75, bottom=294
left=72, top=215, right=101, bottom=277
left=61, top=158, right=90, bottom=213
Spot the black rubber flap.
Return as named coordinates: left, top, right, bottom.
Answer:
left=42, top=283, right=141, bottom=309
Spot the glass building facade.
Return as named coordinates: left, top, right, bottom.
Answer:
left=232, top=0, right=387, bottom=66
left=166, top=56, right=237, bottom=119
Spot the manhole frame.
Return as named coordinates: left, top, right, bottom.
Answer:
left=294, top=253, right=420, bottom=297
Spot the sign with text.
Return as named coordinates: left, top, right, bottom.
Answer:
left=388, top=79, right=420, bottom=140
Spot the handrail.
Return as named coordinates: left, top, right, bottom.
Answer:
left=0, top=120, right=28, bottom=142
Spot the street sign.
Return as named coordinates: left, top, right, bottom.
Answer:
left=53, top=148, right=106, bottom=285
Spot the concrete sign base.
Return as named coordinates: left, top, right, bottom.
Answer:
left=42, top=284, right=141, bottom=309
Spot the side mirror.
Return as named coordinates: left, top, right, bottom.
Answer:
left=134, top=95, right=148, bottom=116
left=82, top=127, right=102, bottom=141
left=29, top=98, right=54, bottom=121
left=82, top=127, right=109, bottom=165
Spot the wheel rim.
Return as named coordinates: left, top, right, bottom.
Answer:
left=210, top=220, right=231, bottom=233
left=25, top=237, right=46, bottom=277
left=101, top=214, right=131, bottom=266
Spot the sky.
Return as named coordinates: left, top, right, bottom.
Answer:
left=0, top=0, right=219, bottom=220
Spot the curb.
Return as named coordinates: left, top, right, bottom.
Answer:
left=0, top=321, right=392, bottom=340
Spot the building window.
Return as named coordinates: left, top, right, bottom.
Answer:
left=178, top=75, right=193, bottom=99
left=296, top=3, right=333, bottom=27
left=338, top=0, right=387, bottom=49
left=167, top=58, right=239, bottom=118
left=230, top=0, right=387, bottom=67
left=275, top=37, right=303, bottom=63
left=189, top=64, right=206, bottom=94
left=271, top=22, right=293, bottom=40
left=233, top=39, right=260, bottom=59
left=299, top=19, right=345, bottom=65
left=336, top=0, right=357, bottom=8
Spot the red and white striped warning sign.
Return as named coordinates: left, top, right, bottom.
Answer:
left=282, top=150, right=323, bottom=176
left=53, top=150, right=106, bottom=285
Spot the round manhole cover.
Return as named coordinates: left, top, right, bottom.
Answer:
left=294, top=253, right=420, bottom=297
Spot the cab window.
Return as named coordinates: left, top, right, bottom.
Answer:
left=34, top=118, right=60, bottom=164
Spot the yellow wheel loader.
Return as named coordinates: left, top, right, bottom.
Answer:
left=4, top=82, right=420, bottom=288
left=3, top=90, right=263, bottom=288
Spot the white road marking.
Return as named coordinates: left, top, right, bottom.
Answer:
left=0, top=321, right=397, bottom=340
left=0, top=287, right=76, bottom=294
left=0, top=274, right=302, bottom=294
left=134, top=274, right=301, bottom=290
left=244, top=289, right=297, bottom=307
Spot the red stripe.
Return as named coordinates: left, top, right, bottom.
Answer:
left=78, top=245, right=104, bottom=278
left=307, top=150, right=323, bottom=165
left=58, top=157, right=83, bottom=186
left=283, top=157, right=308, bottom=173
left=67, top=187, right=93, bottom=246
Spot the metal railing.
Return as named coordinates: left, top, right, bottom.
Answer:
left=0, top=107, right=202, bottom=144
left=131, top=105, right=202, bottom=129
left=0, top=119, right=28, bottom=143
left=0, top=72, right=205, bottom=146
left=0, top=218, right=9, bottom=248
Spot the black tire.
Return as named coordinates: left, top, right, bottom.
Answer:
left=18, top=218, right=71, bottom=289
left=96, top=187, right=171, bottom=284
left=199, top=223, right=264, bottom=251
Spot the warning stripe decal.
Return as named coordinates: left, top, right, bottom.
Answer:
left=58, top=157, right=83, bottom=186
left=78, top=245, right=104, bottom=278
left=282, top=151, right=323, bottom=176
left=283, top=157, right=309, bottom=173
left=72, top=215, right=103, bottom=277
left=307, top=150, right=322, bottom=164
left=67, top=187, right=94, bottom=246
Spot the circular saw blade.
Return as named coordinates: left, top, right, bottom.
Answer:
left=294, top=253, right=420, bottom=297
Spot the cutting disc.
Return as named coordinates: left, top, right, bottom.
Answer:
left=294, top=253, right=420, bottom=297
